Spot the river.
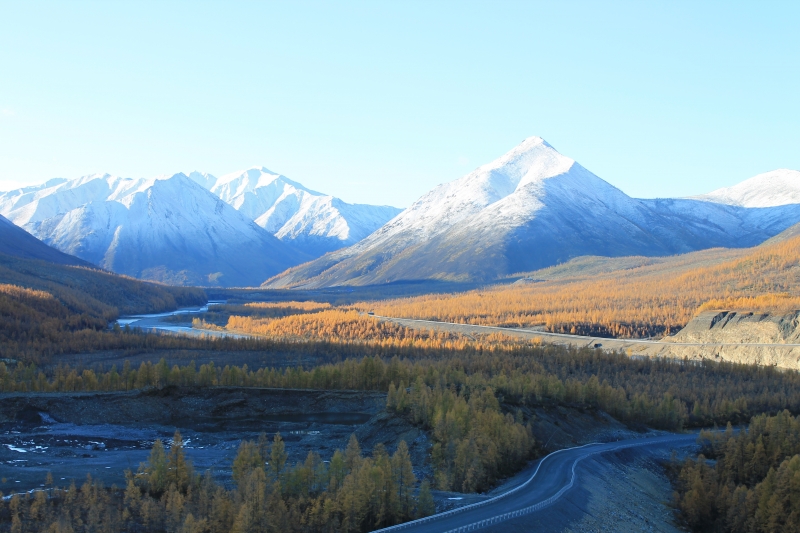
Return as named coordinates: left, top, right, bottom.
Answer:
left=115, top=301, right=252, bottom=339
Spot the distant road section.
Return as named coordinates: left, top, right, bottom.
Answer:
left=376, top=315, right=800, bottom=350
left=374, top=433, right=697, bottom=533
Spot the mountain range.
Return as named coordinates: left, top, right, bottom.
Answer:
left=0, top=169, right=400, bottom=286
left=0, top=173, right=305, bottom=286
left=2, top=138, right=799, bottom=289
left=190, top=167, right=401, bottom=256
left=265, top=137, right=800, bottom=288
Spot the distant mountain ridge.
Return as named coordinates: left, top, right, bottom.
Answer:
left=4, top=140, right=798, bottom=290
left=265, top=137, right=800, bottom=288
left=190, top=167, right=401, bottom=256
left=0, top=173, right=306, bottom=286
left=692, top=169, right=800, bottom=208
left=0, top=165, right=401, bottom=286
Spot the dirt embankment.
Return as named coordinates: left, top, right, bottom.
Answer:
left=670, top=310, right=800, bottom=344
left=382, top=312, right=800, bottom=369
left=654, top=310, right=800, bottom=369
left=0, top=387, right=385, bottom=428
left=0, top=387, right=428, bottom=494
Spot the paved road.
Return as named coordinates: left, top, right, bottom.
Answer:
left=376, top=314, right=800, bottom=350
left=375, top=433, right=697, bottom=533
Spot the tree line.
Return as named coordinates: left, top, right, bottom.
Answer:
left=222, top=310, right=463, bottom=344
left=351, top=233, right=800, bottom=338
left=5, top=340, right=800, bottom=433
left=166, top=301, right=332, bottom=328
left=388, top=379, right=534, bottom=492
left=0, top=431, right=434, bottom=533
left=673, top=410, right=800, bottom=532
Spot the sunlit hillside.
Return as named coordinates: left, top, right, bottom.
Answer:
left=350, top=229, right=800, bottom=338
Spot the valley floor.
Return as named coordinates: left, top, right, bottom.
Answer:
left=377, top=315, right=800, bottom=370
left=2, top=387, right=693, bottom=532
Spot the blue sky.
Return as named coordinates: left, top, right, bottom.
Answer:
left=1, top=1, right=798, bottom=207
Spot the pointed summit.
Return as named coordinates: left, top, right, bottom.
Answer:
left=264, top=137, right=800, bottom=289
left=187, top=171, right=217, bottom=190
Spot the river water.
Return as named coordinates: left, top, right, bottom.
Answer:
left=115, top=301, right=251, bottom=339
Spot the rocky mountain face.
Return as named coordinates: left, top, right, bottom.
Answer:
left=265, top=137, right=800, bottom=288
left=0, top=173, right=306, bottom=286
left=191, top=167, right=401, bottom=256
left=669, top=310, right=800, bottom=345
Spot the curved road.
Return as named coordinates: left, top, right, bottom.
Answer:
left=376, top=433, right=697, bottom=533
left=375, top=314, right=800, bottom=350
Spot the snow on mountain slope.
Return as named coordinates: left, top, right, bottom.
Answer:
left=265, top=138, right=800, bottom=288
left=693, top=169, right=800, bottom=207
left=0, top=173, right=306, bottom=286
left=200, top=167, right=401, bottom=255
left=336, top=137, right=575, bottom=255
left=187, top=171, right=217, bottom=190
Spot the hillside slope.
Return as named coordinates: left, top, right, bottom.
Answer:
left=0, top=249, right=207, bottom=362
left=0, top=253, right=206, bottom=319
left=265, top=138, right=800, bottom=288
left=357, top=222, right=800, bottom=339
left=0, top=214, right=90, bottom=267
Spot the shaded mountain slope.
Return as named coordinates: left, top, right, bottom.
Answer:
left=0, top=251, right=206, bottom=363
left=0, top=252, right=206, bottom=319
left=0, top=214, right=91, bottom=267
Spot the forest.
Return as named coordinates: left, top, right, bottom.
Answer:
left=0, top=430, right=433, bottom=533
left=5, top=340, right=800, bottom=530
left=673, top=411, right=800, bottom=532
left=5, top=338, right=800, bottom=442
left=3, top=231, right=800, bottom=531
left=0, top=253, right=205, bottom=363
left=349, top=232, right=800, bottom=338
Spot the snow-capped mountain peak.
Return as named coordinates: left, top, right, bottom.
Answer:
left=693, top=169, right=800, bottom=208
left=264, top=137, right=800, bottom=289
left=199, top=166, right=400, bottom=255
left=207, top=167, right=316, bottom=220
left=0, top=172, right=305, bottom=286
left=2, top=164, right=402, bottom=272
left=482, top=136, right=576, bottom=192
left=348, top=137, right=610, bottom=252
